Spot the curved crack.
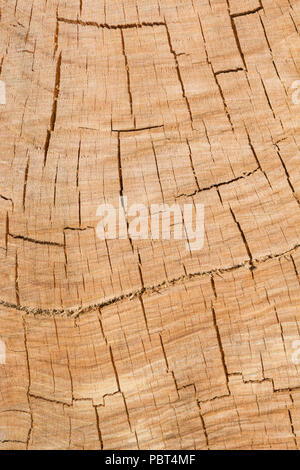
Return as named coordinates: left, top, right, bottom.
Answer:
left=0, top=241, right=299, bottom=318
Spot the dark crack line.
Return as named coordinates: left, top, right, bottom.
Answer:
left=215, top=67, right=244, bottom=75
left=211, top=66, right=234, bottom=131
left=165, top=23, right=194, bottom=125
left=57, top=17, right=165, bottom=30
left=120, top=29, right=133, bottom=115
left=230, top=207, right=255, bottom=273
left=112, top=124, right=163, bottom=133
left=274, top=143, right=300, bottom=207
left=211, top=305, right=230, bottom=393
left=226, top=1, right=248, bottom=71
left=231, top=6, right=263, bottom=18
left=176, top=167, right=260, bottom=199
left=44, top=53, right=62, bottom=166
left=1, top=242, right=300, bottom=318
left=9, top=233, right=63, bottom=247
left=260, top=76, right=276, bottom=120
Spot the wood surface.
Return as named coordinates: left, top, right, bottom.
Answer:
left=0, top=0, right=300, bottom=450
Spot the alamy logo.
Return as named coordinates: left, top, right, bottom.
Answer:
left=96, top=197, right=205, bottom=252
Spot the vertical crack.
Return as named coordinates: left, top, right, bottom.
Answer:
left=246, top=130, right=273, bottom=188
left=109, top=346, right=121, bottom=392
left=288, top=409, right=298, bottom=448
left=120, top=29, right=133, bottom=115
left=165, top=22, right=194, bottom=125
left=210, top=275, right=217, bottom=299
left=230, top=206, right=254, bottom=274
left=159, top=333, right=170, bottom=372
left=23, top=317, right=33, bottom=449
left=197, top=403, right=210, bottom=449
left=15, top=252, right=20, bottom=306
left=5, top=212, right=9, bottom=253
left=226, top=1, right=248, bottom=71
left=76, top=140, right=81, bottom=188
left=117, top=132, right=123, bottom=196
left=211, top=305, right=230, bottom=393
left=291, top=255, right=300, bottom=288
left=151, top=140, right=164, bottom=202
left=53, top=10, right=59, bottom=59
left=186, top=138, right=200, bottom=191
left=138, top=295, right=150, bottom=335
left=23, top=152, right=30, bottom=212
left=260, top=76, right=276, bottom=119
left=94, top=407, right=103, bottom=449
left=274, top=143, right=300, bottom=207
left=211, top=66, right=234, bottom=131
left=44, top=52, right=62, bottom=166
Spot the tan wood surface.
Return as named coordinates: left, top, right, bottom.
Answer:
left=0, top=0, right=300, bottom=450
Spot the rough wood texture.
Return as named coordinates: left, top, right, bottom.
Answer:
left=0, top=0, right=300, bottom=450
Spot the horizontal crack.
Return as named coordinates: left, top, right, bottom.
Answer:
left=9, top=233, right=63, bottom=247
left=176, top=167, right=260, bottom=199
left=57, top=17, right=165, bottom=30
left=231, top=7, right=263, bottom=18
left=0, top=242, right=299, bottom=318
left=215, top=67, right=244, bottom=75
left=112, top=125, right=164, bottom=133
left=63, top=226, right=93, bottom=232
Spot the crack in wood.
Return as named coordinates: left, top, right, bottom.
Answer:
left=0, top=242, right=299, bottom=318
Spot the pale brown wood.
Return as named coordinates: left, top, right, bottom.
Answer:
left=0, top=0, right=300, bottom=450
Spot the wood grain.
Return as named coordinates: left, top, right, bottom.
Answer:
left=0, top=0, right=300, bottom=450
